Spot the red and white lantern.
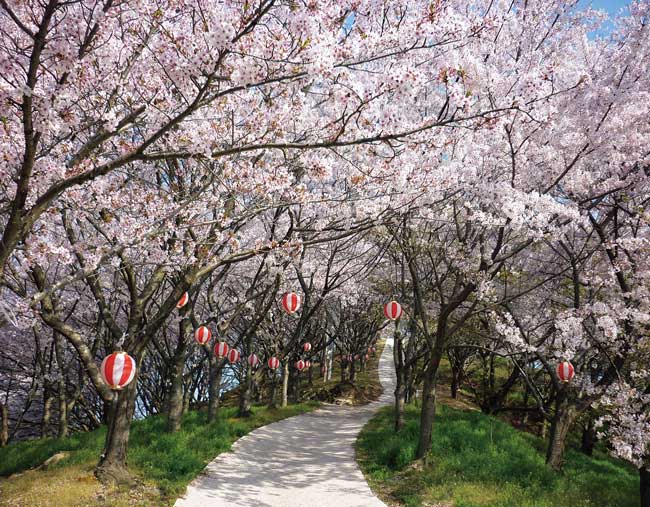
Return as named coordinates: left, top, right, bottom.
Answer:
left=194, top=326, right=212, bottom=345
left=281, top=292, right=301, bottom=314
left=295, top=359, right=306, bottom=371
left=214, top=341, right=229, bottom=358
left=557, top=361, right=575, bottom=383
left=228, top=349, right=240, bottom=363
left=305, top=360, right=311, bottom=369
left=100, top=352, right=136, bottom=390
left=248, top=354, right=260, bottom=367
left=365, top=354, right=369, bottom=360
left=268, top=357, right=280, bottom=370
left=384, top=300, right=402, bottom=320
left=303, top=342, right=312, bottom=352
left=176, top=291, right=189, bottom=309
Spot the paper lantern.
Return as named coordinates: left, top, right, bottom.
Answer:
left=176, top=292, right=189, bottom=309
left=282, top=292, right=301, bottom=314
left=303, top=342, right=312, bottom=352
left=383, top=300, right=402, bottom=320
left=557, top=361, right=575, bottom=383
left=214, top=341, right=229, bottom=358
left=227, top=349, right=240, bottom=363
left=305, top=360, right=311, bottom=369
left=295, top=359, right=306, bottom=371
left=365, top=354, right=369, bottom=360
left=248, top=354, right=260, bottom=367
left=194, top=326, right=211, bottom=345
left=100, top=352, right=136, bottom=390
left=268, top=357, right=280, bottom=370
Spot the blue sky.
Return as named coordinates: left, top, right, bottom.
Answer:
left=585, top=0, right=631, bottom=16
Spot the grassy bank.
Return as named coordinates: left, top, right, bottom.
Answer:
left=0, top=403, right=318, bottom=507
left=356, top=404, right=639, bottom=507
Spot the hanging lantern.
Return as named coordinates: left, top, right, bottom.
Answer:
left=371, top=346, right=376, bottom=353
left=176, top=292, right=189, bottom=309
left=227, top=348, right=240, bottom=363
left=557, top=361, right=575, bottom=383
left=305, top=360, right=311, bottom=369
left=384, top=300, right=402, bottom=320
left=281, top=292, right=301, bottom=314
left=347, top=354, right=353, bottom=361
left=214, top=341, right=229, bottom=358
left=303, top=342, right=312, bottom=352
left=365, top=354, right=369, bottom=360
left=100, top=352, right=136, bottom=390
left=295, top=359, right=306, bottom=371
left=354, top=354, right=360, bottom=361
left=194, top=326, right=212, bottom=345
left=248, top=354, right=260, bottom=367
left=268, top=357, right=280, bottom=370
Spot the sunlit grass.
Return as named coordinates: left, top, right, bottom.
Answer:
left=357, top=404, right=639, bottom=507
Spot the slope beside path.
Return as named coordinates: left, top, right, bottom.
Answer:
left=175, top=340, right=395, bottom=507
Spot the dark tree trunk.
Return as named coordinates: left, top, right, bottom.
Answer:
left=546, top=393, right=579, bottom=470
left=349, top=361, right=356, bottom=383
left=641, top=467, right=650, bottom=507
left=268, top=372, right=278, bottom=409
left=166, top=319, right=190, bottom=432
left=416, top=355, right=441, bottom=460
left=238, top=364, right=253, bottom=417
left=0, top=400, right=8, bottom=446
left=54, top=335, right=68, bottom=438
left=393, top=333, right=406, bottom=431
left=340, top=361, right=346, bottom=382
left=96, top=378, right=138, bottom=484
left=207, top=359, right=222, bottom=423
left=450, top=366, right=460, bottom=399
left=581, top=417, right=596, bottom=456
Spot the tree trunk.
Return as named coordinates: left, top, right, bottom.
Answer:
left=96, top=378, right=138, bottom=484
left=41, top=389, right=53, bottom=438
left=207, top=359, right=222, bottom=422
left=340, top=361, right=346, bottom=382
left=393, top=333, right=406, bottom=431
left=238, top=364, right=253, bottom=417
left=450, top=365, right=460, bottom=399
left=581, top=417, right=596, bottom=456
left=641, top=467, right=650, bottom=507
left=545, top=392, right=579, bottom=470
left=54, top=335, right=68, bottom=438
left=281, top=361, right=289, bottom=408
left=349, top=361, right=356, bottom=383
left=166, top=320, right=190, bottom=432
left=0, top=400, right=8, bottom=447
left=416, top=354, right=441, bottom=460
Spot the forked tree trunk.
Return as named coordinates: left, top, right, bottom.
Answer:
left=641, top=467, right=650, bottom=507
left=96, top=378, right=138, bottom=484
left=281, top=361, right=289, bottom=408
left=416, top=353, right=441, bottom=460
left=207, top=358, right=222, bottom=422
left=0, top=400, right=8, bottom=446
left=546, top=393, right=579, bottom=470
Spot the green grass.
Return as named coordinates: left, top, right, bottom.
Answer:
left=356, top=404, right=639, bottom=507
left=0, top=402, right=318, bottom=504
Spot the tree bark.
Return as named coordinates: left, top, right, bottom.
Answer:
left=54, top=335, right=68, bottom=438
left=96, top=378, right=138, bottom=484
left=41, top=389, right=53, bottom=438
left=416, top=355, right=441, bottom=460
left=393, top=332, right=406, bottom=431
left=166, top=319, right=190, bottom=432
left=545, top=392, right=579, bottom=470
left=207, top=358, right=223, bottom=422
left=238, top=363, right=253, bottom=417
left=581, top=417, right=596, bottom=456
left=641, top=467, right=650, bottom=507
left=0, top=400, right=8, bottom=446
left=281, top=361, right=289, bottom=408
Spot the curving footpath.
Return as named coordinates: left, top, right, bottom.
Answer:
left=175, top=339, right=395, bottom=507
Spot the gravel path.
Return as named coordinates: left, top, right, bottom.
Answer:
left=175, top=339, right=395, bottom=507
